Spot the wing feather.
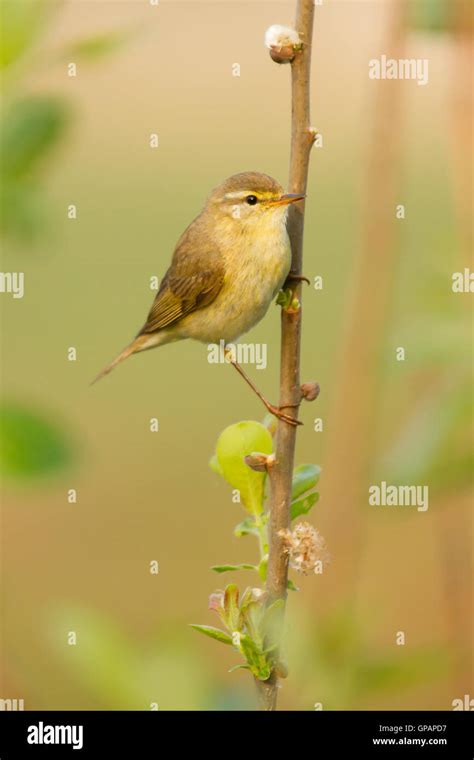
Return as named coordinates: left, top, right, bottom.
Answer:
left=138, top=217, right=225, bottom=335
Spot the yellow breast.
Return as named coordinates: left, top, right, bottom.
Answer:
left=178, top=212, right=291, bottom=343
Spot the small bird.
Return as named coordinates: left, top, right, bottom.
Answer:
left=94, top=171, right=305, bottom=424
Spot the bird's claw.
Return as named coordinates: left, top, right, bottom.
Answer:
left=284, top=272, right=310, bottom=287
left=266, top=403, right=302, bottom=427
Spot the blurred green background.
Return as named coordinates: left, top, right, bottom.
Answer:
left=0, top=0, right=472, bottom=709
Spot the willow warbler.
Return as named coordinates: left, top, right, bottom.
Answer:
left=94, top=171, right=304, bottom=423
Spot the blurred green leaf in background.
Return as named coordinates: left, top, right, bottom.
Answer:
left=0, top=96, right=69, bottom=240
left=380, top=376, right=473, bottom=493
left=1, top=1, right=68, bottom=242
left=409, top=0, right=454, bottom=34
left=60, top=30, right=129, bottom=63
left=1, top=96, right=68, bottom=181
left=0, top=0, right=131, bottom=243
left=0, top=403, right=74, bottom=480
left=288, top=605, right=449, bottom=710
left=48, top=606, right=255, bottom=710
left=0, top=0, right=56, bottom=72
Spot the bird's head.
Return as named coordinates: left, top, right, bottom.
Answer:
left=207, top=171, right=304, bottom=228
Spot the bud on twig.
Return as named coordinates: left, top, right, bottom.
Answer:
left=264, top=25, right=303, bottom=65
left=301, top=381, right=320, bottom=401
left=287, top=296, right=300, bottom=314
left=244, top=452, right=276, bottom=472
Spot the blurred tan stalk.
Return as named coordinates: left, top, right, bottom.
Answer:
left=322, top=0, right=407, bottom=598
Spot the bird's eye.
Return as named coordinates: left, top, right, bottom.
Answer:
left=245, top=195, right=258, bottom=205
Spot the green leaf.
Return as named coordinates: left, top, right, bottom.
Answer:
left=48, top=606, right=148, bottom=709
left=239, top=634, right=271, bottom=681
left=0, top=0, right=53, bottom=71
left=0, top=96, right=68, bottom=180
left=62, top=31, right=128, bottom=62
left=0, top=181, right=43, bottom=241
left=291, top=463, right=321, bottom=500
left=276, top=288, right=292, bottom=308
left=409, top=0, right=452, bottom=34
left=357, top=650, right=445, bottom=695
left=215, top=421, right=273, bottom=514
left=287, top=579, right=299, bottom=591
left=228, top=663, right=251, bottom=673
left=291, top=491, right=319, bottom=520
left=223, top=584, right=240, bottom=631
left=189, top=625, right=233, bottom=646
left=257, top=556, right=268, bottom=581
left=379, top=377, right=473, bottom=493
left=48, top=606, right=211, bottom=710
left=234, top=517, right=259, bottom=538
left=211, top=564, right=256, bottom=574
left=0, top=403, right=73, bottom=479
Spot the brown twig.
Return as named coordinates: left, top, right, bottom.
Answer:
left=256, top=0, right=316, bottom=711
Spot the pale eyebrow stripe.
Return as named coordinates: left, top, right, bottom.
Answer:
left=223, top=191, right=254, bottom=200
left=223, top=191, right=277, bottom=201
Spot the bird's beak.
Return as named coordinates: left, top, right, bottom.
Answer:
left=266, top=193, right=306, bottom=207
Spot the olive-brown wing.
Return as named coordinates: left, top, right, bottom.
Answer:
left=138, top=224, right=225, bottom=335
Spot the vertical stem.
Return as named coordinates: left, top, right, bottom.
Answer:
left=257, top=0, right=316, bottom=710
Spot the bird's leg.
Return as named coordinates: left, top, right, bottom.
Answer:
left=225, top=348, right=302, bottom=427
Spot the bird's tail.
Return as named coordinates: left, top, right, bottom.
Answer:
left=91, top=334, right=148, bottom=385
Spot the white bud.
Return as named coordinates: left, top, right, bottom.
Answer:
left=264, top=24, right=302, bottom=64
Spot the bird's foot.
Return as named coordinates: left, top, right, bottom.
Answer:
left=226, top=352, right=303, bottom=426
left=284, top=271, right=310, bottom=287
left=264, top=401, right=302, bottom=427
